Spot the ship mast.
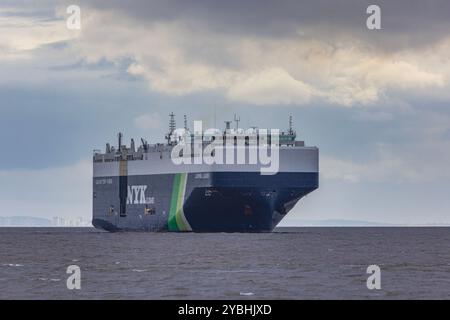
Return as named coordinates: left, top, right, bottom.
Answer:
left=288, top=115, right=294, bottom=135
left=166, top=112, right=176, bottom=145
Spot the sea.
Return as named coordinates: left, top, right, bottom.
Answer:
left=1, top=227, right=449, bottom=299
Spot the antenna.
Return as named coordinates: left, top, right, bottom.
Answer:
left=169, top=112, right=176, bottom=133
left=117, top=132, right=123, bottom=150
left=184, top=115, right=188, bottom=131
left=233, top=114, right=240, bottom=129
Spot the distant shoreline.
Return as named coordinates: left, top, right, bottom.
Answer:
left=1, top=216, right=449, bottom=228
left=0, top=226, right=449, bottom=229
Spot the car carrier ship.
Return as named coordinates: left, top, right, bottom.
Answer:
left=92, top=114, right=318, bottom=232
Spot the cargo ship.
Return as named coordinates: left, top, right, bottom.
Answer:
left=92, top=114, right=318, bottom=232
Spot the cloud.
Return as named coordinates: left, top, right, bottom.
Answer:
left=0, top=160, right=92, bottom=219
left=321, top=154, right=403, bottom=183
left=134, top=112, right=163, bottom=130
left=84, top=0, right=450, bottom=48
left=58, top=5, right=448, bottom=107
left=322, top=132, right=450, bottom=184
left=227, top=68, right=314, bottom=105
left=1, top=2, right=449, bottom=107
left=320, top=103, right=450, bottom=185
left=0, top=7, right=78, bottom=60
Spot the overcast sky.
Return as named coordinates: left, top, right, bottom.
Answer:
left=1, top=1, right=449, bottom=225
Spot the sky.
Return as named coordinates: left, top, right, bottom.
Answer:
left=0, top=0, right=449, bottom=225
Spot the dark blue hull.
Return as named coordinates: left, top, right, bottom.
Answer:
left=184, top=186, right=315, bottom=232
left=92, top=172, right=318, bottom=232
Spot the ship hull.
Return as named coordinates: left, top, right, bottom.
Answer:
left=92, top=172, right=318, bottom=232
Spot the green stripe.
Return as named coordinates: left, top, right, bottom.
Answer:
left=168, top=173, right=192, bottom=231
left=175, top=173, right=189, bottom=230
left=175, top=173, right=185, bottom=228
left=168, top=174, right=181, bottom=231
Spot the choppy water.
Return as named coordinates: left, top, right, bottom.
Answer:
left=1, top=227, right=449, bottom=299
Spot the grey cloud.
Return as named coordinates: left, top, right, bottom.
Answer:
left=80, top=0, right=450, bottom=50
